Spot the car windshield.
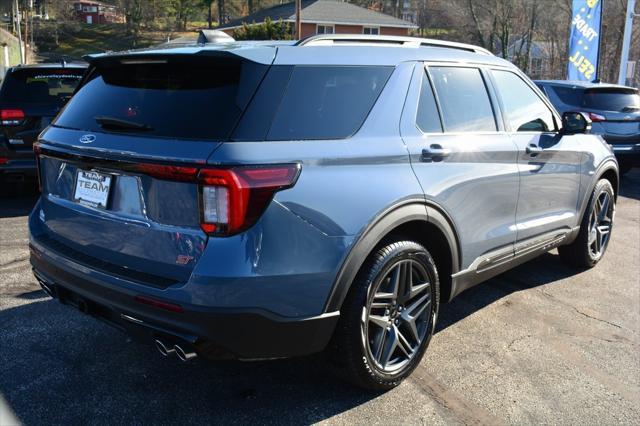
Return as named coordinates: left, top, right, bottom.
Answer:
left=582, top=88, right=640, bottom=112
left=0, top=68, right=85, bottom=105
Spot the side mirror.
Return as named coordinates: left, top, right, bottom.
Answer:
left=561, top=111, right=592, bottom=135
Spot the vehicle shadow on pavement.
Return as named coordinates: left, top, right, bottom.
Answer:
left=619, top=168, right=639, bottom=201
left=436, top=252, right=577, bottom=333
left=0, top=295, right=380, bottom=424
left=0, top=194, right=38, bottom=219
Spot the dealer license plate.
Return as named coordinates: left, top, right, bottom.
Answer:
left=74, top=170, right=112, bottom=209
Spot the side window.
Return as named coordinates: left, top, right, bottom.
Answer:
left=266, top=66, right=393, bottom=140
left=491, top=70, right=556, bottom=132
left=429, top=66, right=497, bottom=132
left=416, top=70, right=442, bottom=133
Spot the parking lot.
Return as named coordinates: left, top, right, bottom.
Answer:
left=0, top=170, right=638, bottom=425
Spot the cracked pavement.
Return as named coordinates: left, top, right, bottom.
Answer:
left=1, top=170, right=639, bottom=425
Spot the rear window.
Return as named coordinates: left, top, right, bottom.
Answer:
left=0, top=68, right=84, bottom=105
left=54, top=56, right=268, bottom=140
left=583, top=89, right=640, bottom=112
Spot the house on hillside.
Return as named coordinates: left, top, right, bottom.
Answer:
left=72, top=1, right=125, bottom=25
left=506, top=37, right=558, bottom=79
left=218, top=0, right=417, bottom=38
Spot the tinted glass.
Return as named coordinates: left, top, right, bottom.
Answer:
left=429, top=67, right=496, bottom=132
left=0, top=68, right=84, bottom=105
left=267, top=66, right=392, bottom=140
left=491, top=70, right=555, bottom=132
left=583, top=89, right=640, bottom=112
left=416, top=70, right=442, bottom=133
left=55, top=56, right=267, bottom=140
left=233, top=66, right=293, bottom=141
left=551, top=85, right=583, bottom=106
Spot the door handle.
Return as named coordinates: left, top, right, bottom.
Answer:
left=526, top=144, right=543, bottom=155
left=421, top=144, right=451, bottom=162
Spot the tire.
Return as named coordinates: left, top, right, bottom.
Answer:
left=558, top=179, right=615, bottom=268
left=330, top=240, right=440, bottom=390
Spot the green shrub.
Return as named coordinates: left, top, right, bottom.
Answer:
left=232, top=18, right=293, bottom=41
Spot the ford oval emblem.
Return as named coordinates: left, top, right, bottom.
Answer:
left=79, top=134, right=96, bottom=144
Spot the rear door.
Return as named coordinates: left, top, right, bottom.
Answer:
left=488, top=69, right=582, bottom=244
left=400, top=63, right=520, bottom=270
left=34, top=52, right=271, bottom=286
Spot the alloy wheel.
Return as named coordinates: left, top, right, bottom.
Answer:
left=362, top=258, right=432, bottom=373
left=588, top=191, right=614, bottom=259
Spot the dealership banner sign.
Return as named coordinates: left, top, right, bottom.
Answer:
left=567, top=0, right=603, bottom=81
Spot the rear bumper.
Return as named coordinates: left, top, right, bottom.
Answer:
left=29, top=238, right=340, bottom=360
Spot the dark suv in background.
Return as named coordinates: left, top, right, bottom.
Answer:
left=29, top=35, right=618, bottom=390
left=0, top=62, right=86, bottom=190
left=535, top=80, right=639, bottom=174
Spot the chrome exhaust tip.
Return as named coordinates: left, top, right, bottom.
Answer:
left=174, top=344, right=197, bottom=362
left=154, top=339, right=175, bottom=357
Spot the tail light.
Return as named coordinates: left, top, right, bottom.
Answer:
left=129, top=162, right=300, bottom=236
left=1, top=109, right=25, bottom=126
left=587, top=112, right=606, bottom=122
left=0, top=157, right=8, bottom=165
left=198, top=165, right=301, bottom=235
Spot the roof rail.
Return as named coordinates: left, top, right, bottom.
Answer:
left=296, top=34, right=493, bottom=55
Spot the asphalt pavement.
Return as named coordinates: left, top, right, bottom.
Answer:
left=1, top=170, right=638, bottom=425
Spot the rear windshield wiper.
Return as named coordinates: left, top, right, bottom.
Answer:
left=95, top=116, right=153, bottom=131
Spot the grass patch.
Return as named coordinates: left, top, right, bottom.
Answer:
left=35, top=23, right=194, bottom=61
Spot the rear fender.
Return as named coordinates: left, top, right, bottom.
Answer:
left=323, top=199, right=460, bottom=312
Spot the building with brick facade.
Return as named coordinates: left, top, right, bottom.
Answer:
left=72, top=1, right=124, bottom=25
left=218, top=0, right=417, bottom=38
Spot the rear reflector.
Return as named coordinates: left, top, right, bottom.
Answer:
left=1, top=109, right=25, bottom=125
left=134, top=295, right=184, bottom=313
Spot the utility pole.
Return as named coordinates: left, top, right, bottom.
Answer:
left=15, top=0, right=24, bottom=64
left=618, top=0, right=637, bottom=85
left=295, top=0, right=301, bottom=40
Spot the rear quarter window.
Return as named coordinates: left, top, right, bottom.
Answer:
left=265, top=66, right=393, bottom=140
left=550, top=86, right=584, bottom=106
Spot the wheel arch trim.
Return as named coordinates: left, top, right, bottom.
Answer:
left=322, top=198, right=461, bottom=313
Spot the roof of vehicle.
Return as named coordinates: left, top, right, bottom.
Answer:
left=84, top=35, right=516, bottom=69
left=535, top=79, right=638, bottom=91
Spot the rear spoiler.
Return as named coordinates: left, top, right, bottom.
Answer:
left=82, top=45, right=276, bottom=68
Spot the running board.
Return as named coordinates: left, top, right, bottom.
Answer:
left=449, top=227, right=579, bottom=300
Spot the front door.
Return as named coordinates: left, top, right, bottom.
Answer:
left=487, top=69, right=582, bottom=244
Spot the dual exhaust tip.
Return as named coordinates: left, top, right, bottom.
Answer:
left=154, top=339, right=197, bottom=362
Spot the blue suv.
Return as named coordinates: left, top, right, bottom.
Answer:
left=29, top=35, right=619, bottom=389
